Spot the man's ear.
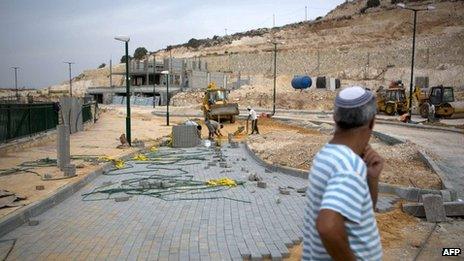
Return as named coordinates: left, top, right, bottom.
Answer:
left=368, top=118, right=375, bottom=130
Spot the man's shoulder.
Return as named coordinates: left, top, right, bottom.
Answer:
left=314, top=144, right=365, bottom=174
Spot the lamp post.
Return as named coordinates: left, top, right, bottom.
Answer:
left=63, top=62, right=74, bottom=97
left=268, top=40, right=284, bottom=115
left=114, top=35, right=132, bottom=146
left=11, top=67, right=20, bottom=101
left=161, top=70, right=170, bottom=126
left=397, top=3, right=435, bottom=118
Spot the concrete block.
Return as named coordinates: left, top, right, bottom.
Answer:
left=422, top=194, right=446, bottom=222
left=114, top=196, right=130, bottom=202
left=57, top=125, right=70, bottom=171
left=63, top=164, right=76, bottom=177
left=279, top=188, right=290, bottom=195
left=440, top=190, right=452, bottom=202
left=28, top=220, right=39, bottom=226
left=36, top=185, right=45, bottom=190
left=257, top=181, right=267, bottom=188
left=172, top=125, right=201, bottom=148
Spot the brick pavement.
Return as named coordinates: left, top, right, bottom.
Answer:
left=1, top=144, right=308, bottom=260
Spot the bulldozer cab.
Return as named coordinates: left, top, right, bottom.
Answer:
left=385, top=89, right=406, bottom=102
left=429, top=86, right=454, bottom=105
left=207, top=89, right=227, bottom=103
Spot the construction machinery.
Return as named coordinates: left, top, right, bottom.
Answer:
left=376, top=81, right=409, bottom=115
left=202, top=82, right=239, bottom=123
left=414, top=85, right=464, bottom=118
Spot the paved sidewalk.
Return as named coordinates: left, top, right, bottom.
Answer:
left=1, top=144, right=307, bottom=260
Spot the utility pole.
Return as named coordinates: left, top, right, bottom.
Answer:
left=225, top=28, right=228, bottom=36
left=272, top=42, right=277, bottom=115
left=317, top=50, right=320, bottom=75
left=305, top=6, right=308, bottom=21
left=426, top=48, right=429, bottom=65
left=63, top=62, right=74, bottom=97
left=109, top=59, right=113, bottom=87
left=11, top=67, right=20, bottom=101
left=273, top=14, right=275, bottom=27
left=153, top=53, right=157, bottom=107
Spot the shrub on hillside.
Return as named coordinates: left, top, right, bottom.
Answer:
left=120, top=55, right=132, bottom=63
left=98, top=63, right=106, bottom=69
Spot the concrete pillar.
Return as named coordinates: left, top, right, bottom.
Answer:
left=57, top=125, right=70, bottom=171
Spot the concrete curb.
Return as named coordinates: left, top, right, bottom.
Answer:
left=0, top=149, right=145, bottom=238
left=242, top=120, right=456, bottom=203
left=417, top=150, right=457, bottom=201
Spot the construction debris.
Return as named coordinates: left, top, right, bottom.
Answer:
left=0, top=190, right=27, bottom=209
left=248, top=173, right=262, bottom=182
left=36, top=185, right=45, bottom=190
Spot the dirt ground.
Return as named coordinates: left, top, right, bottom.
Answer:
left=245, top=118, right=441, bottom=189
left=0, top=108, right=183, bottom=218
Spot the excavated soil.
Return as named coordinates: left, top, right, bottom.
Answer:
left=247, top=118, right=442, bottom=189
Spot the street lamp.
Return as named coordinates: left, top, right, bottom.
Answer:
left=63, top=62, right=74, bottom=97
left=11, top=67, right=20, bottom=101
left=161, top=70, right=170, bottom=126
left=267, top=40, right=285, bottom=115
left=397, top=3, right=435, bottom=118
left=114, top=35, right=132, bottom=146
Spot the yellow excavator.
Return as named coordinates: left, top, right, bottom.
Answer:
left=376, top=81, right=409, bottom=115
left=202, top=82, right=239, bottom=123
left=413, top=85, right=464, bottom=118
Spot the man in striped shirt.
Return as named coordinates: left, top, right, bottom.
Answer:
left=303, top=86, right=384, bottom=260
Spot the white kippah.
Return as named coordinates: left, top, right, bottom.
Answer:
left=335, top=86, right=374, bottom=108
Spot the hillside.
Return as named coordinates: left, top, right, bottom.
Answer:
left=50, top=0, right=464, bottom=105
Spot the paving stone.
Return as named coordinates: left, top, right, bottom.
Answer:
left=0, top=145, right=308, bottom=259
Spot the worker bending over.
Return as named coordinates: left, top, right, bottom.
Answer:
left=247, top=106, right=259, bottom=134
left=303, top=86, right=383, bottom=260
left=205, top=119, right=223, bottom=140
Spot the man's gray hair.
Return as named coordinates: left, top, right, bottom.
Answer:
left=334, top=96, right=377, bottom=129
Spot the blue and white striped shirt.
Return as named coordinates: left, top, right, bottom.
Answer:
left=303, top=144, right=382, bottom=260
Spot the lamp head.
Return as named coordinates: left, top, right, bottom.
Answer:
left=396, top=3, right=406, bottom=8
left=160, top=70, right=169, bottom=75
left=114, top=35, right=130, bottom=42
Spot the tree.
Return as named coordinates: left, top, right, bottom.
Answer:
left=98, top=63, right=106, bottom=69
left=133, top=47, right=148, bottom=60
left=120, top=55, right=132, bottom=63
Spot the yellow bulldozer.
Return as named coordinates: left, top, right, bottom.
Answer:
left=202, top=82, right=239, bottom=123
left=376, top=81, right=409, bottom=115
left=413, top=85, right=464, bottom=118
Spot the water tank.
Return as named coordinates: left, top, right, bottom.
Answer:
left=291, top=76, right=312, bottom=90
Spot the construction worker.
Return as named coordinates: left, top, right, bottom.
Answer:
left=428, top=103, right=436, bottom=123
left=205, top=119, right=223, bottom=140
left=303, top=86, right=383, bottom=260
left=247, top=106, right=259, bottom=134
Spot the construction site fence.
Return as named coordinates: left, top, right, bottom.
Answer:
left=0, top=102, right=96, bottom=144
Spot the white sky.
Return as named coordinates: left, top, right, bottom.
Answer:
left=0, top=0, right=344, bottom=88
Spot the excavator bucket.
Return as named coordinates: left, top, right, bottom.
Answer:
left=208, top=103, right=239, bottom=117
